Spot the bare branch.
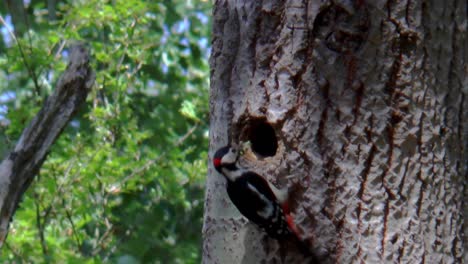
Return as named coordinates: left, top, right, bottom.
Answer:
left=0, top=43, right=95, bottom=247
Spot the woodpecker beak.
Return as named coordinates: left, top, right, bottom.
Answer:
left=213, top=157, right=221, bottom=168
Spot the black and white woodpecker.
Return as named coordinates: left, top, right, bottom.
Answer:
left=212, top=145, right=316, bottom=259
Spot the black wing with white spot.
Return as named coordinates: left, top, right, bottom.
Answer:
left=226, top=172, right=293, bottom=239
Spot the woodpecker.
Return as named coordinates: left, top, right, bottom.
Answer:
left=213, top=145, right=313, bottom=255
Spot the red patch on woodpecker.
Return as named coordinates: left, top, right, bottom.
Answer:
left=213, top=158, right=221, bottom=168
left=286, top=214, right=301, bottom=238
left=281, top=202, right=290, bottom=214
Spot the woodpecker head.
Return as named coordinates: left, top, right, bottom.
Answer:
left=213, top=145, right=238, bottom=174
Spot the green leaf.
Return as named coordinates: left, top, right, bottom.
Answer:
left=179, top=100, right=199, bottom=121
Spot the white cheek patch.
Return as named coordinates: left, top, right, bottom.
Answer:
left=221, top=150, right=237, bottom=164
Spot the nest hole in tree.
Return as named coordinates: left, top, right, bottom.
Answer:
left=246, top=119, right=278, bottom=158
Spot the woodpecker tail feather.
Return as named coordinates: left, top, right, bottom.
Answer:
left=291, top=235, right=321, bottom=263
left=284, top=215, right=320, bottom=263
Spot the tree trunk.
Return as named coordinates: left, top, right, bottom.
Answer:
left=4, top=0, right=27, bottom=36
left=203, top=1, right=466, bottom=263
left=0, top=44, right=94, bottom=246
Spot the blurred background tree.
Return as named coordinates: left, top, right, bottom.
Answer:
left=0, top=0, right=211, bottom=263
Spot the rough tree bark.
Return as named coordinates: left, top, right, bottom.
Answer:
left=203, top=1, right=466, bottom=263
left=0, top=44, right=94, bottom=247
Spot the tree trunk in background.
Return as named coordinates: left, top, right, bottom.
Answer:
left=47, top=0, right=58, bottom=21
left=204, top=1, right=466, bottom=263
left=0, top=44, right=94, bottom=246
left=4, top=0, right=27, bottom=36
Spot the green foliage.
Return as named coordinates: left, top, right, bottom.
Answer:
left=0, top=0, right=211, bottom=262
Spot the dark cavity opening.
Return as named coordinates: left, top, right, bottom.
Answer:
left=247, top=119, right=278, bottom=158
